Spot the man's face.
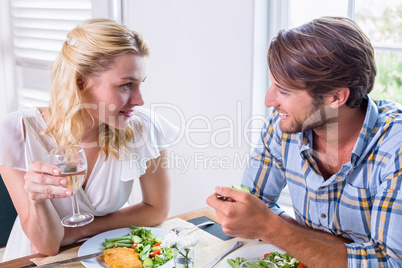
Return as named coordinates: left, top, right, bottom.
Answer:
left=265, top=73, right=329, bottom=133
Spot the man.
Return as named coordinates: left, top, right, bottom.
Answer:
left=207, top=17, right=402, bottom=267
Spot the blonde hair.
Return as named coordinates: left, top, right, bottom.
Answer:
left=44, top=18, right=150, bottom=159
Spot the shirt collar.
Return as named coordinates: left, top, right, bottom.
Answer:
left=350, top=96, right=378, bottom=164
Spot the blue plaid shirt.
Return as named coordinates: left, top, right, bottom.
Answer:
left=242, top=97, right=402, bottom=267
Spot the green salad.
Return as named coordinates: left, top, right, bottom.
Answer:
left=227, top=251, right=306, bottom=268
left=102, top=226, right=173, bottom=268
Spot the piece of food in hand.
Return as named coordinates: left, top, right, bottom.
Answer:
left=217, top=186, right=252, bottom=202
left=232, top=185, right=252, bottom=193
left=100, top=247, right=142, bottom=268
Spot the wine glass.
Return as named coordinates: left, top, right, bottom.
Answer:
left=49, top=145, right=94, bottom=227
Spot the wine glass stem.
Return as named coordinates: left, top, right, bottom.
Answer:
left=71, top=194, right=81, bottom=216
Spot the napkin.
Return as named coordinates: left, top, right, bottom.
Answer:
left=197, top=238, right=265, bottom=267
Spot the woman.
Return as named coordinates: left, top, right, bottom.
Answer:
left=0, top=18, right=178, bottom=261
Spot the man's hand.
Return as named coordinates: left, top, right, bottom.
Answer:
left=206, top=186, right=277, bottom=240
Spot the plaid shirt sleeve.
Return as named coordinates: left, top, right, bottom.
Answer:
left=242, top=111, right=288, bottom=215
left=346, top=146, right=402, bottom=267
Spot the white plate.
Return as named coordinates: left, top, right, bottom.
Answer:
left=219, top=244, right=286, bottom=268
left=78, top=227, right=174, bottom=268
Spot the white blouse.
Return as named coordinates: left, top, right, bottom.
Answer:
left=0, top=107, right=179, bottom=261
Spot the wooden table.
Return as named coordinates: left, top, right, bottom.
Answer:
left=0, top=207, right=220, bottom=268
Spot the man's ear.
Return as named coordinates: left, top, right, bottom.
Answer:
left=330, top=88, right=350, bottom=108
left=77, top=76, right=85, bottom=90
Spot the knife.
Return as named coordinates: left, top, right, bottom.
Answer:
left=202, top=241, right=244, bottom=268
left=20, top=252, right=104, bottom=268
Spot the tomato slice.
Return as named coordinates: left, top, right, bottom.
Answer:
left=264, top=253, right=270, bottom=258
left=150, top=249, right=161, bottom=258
left=297, top=264, right=307, bottom=268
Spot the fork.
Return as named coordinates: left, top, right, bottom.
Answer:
left=170, top=220, right=215, bottom=234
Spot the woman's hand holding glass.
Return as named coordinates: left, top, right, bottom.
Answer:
left=24, top=161, right=73, bottom=202
left=24, top=146, right=93, bottom=227
left=49, top=145, right=94, bottom=227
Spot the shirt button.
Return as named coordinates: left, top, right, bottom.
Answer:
left=321, top=213, right=327, bottom=219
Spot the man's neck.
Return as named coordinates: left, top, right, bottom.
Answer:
left=311, top=103, right=367, bottom=179
left=313, top=103, right=366, bottom=151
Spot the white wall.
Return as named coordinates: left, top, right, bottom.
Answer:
left=0, top=0, right=17, bottom=116
left=124, top=0, right=260, bottom=217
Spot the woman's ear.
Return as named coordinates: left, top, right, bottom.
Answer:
left=330, top=88, right=350, bottom=108
left=77, top=76, right=85, bottom=90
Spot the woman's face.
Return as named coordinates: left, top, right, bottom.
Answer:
left=83, top=54, right=146, bottom=130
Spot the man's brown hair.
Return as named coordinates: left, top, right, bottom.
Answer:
left=268, top=16, right=376, bottom=108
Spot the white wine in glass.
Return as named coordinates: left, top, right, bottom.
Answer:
left=49, top=145, right=94, bottom=227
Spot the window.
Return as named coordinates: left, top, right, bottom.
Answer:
left=289, top=0, right=402, bottom=104
left=0, top=0, right=119, bottom=114
left=354, top=0, right=402, bottom=103
left=9, top=0, right=93, bottom=108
